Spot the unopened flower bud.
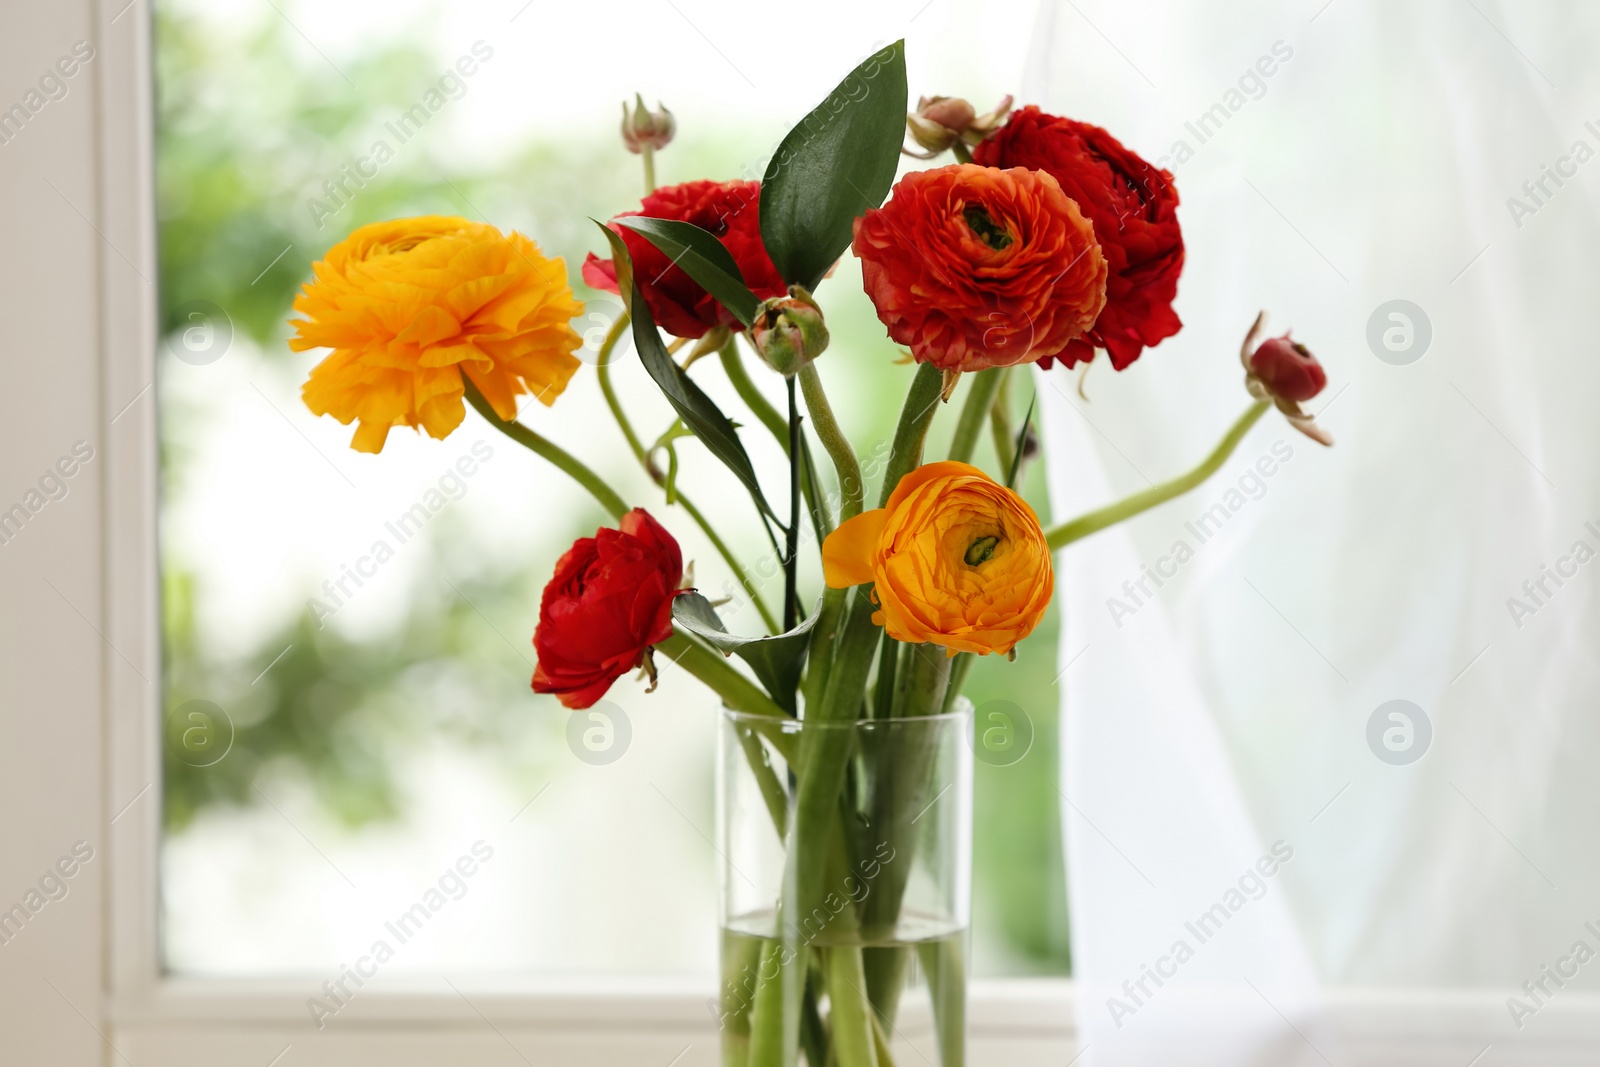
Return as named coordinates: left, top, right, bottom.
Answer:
left=908, top=96, right=976, bottom=152
left=906, top=94, right=1014, bottom=154
left=751, top=285, right=828, bottom=377
left=1241, top=312, right=1332, bottom=446
left=1249, top=334, right=1326, bottom=402
left=621, top=94, right=675, bottom=154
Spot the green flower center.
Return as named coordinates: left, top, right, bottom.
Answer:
left=964, top=535, right=1000, bottom=566
left=963, top=204, right=1012, bottom=250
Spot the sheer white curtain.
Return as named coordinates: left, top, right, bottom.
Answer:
left=1030, top=0, right=1600, bottom=1061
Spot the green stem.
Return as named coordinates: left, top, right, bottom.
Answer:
left=791, top=361, right=953, bottom=939
left=734, top=722, right=791, bottom=836
left=879, top=363, right=945, bottom=507
left=919, top=937, right=966, bottom=1067
left=657, top=632, right=787, bottom=720
left=870, top=1010, right=900, bottom=1067
left=678, top=497, right=780, bottom=634
left=801, top=970, right=830, bottom=1067
left=941, top=651, right=975, bottom=715
left=1044, top=399, right=1271, bottom=551
left=826, top=947, right=881, bottom=1067
left=800, top=585, right=846, bottom=716
left=871, top=635, right=898, bottom=719
left=950, top=141, right=974, bottom=165
left=721, top=931, right=760, bottom=1066
left=784, top=376, right=801, bottom=631
left=462, top=379, right=628, bottom=520
left=863, top=947, right=910, bottom=1044
left=721, top=340, right=790, bottom=443
left=641, top=144, right=657, bottom=194
left=722, top=338, right=825, bottom=544
left=947, top=368, right=1003, bottom=465
left=799, top=364, right=864, bottom=522
left=594, top=313, right=650, bottom=463
left=989, top=366, right=1016, bottom=476
left=747, top=940, right=799, bottom=1065
left=799, top=433, right=834, bottom=540
left=890, top=641, right=950, bottom=720
left=596, top=313, right=780, bottom=634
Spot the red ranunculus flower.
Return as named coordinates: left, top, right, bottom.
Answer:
left=973, top=106, right=1184, bottom=370
left=583, top=179, right=787, bottom=339
left=531, top=508, right=686, bottom=709
left=852, top=164, right=1107, bottom=372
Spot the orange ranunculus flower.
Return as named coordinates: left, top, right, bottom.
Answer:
left=289, top=216, right=584, bottom=453
left=851, top=164, right=1107, bottom=373
left=821, top=460, right=1052, bottom=655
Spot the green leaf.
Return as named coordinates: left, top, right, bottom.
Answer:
left=625, top=274, right=781, bottom=523
left=674, top=592, right=818, bottom=712
left=1006, top=391, right=1037, bottom=489
left=760, top=40, right=908, bottom=292
left=615, top=217, right=761, bottom=328
left=591, top=219, right=634, bottom=311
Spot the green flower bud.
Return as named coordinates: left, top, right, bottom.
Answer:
left=621, top=94, right=675, bottom=154
left=750, top=285, right=829, bottom=377
left=905, top=94, right=1014, bottom=156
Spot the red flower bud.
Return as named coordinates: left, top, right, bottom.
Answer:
left=1240, top=313, right=1333, bottom=446
left=532, top=509, right=687, bottom=709
left=1249, top=334, right=1326, bottom=402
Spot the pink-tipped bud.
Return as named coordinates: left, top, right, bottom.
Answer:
left=906, top=94, right=1013, bottom=153
left=621, top=94, right=675, bottom=154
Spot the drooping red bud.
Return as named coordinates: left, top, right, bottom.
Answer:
left=1240, top=313, right=1333, bottom=446
left=1249, top=334, right=1326, bottom=403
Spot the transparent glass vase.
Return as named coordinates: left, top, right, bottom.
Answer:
left=715, top=704, right=973, bottom=1067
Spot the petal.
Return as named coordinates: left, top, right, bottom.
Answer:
left=884, top=460, right=990, bottom=513
left=822, top=509, right=888, bottom=588
left=350, top=419, right=393, bottom=454
left=394, top=304, right=462, bottom=347
left=581, top=253, right=620, bottom=294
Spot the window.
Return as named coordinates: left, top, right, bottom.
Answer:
left=152, top=0, right=1066, bottom=985
left=11, top=1, right=1596, bottom=1064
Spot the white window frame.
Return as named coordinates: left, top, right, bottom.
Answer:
left=1, top=1, right=1592, bottom=1063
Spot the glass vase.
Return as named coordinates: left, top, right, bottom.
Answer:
left=715, top=704, right=972, bottom=1067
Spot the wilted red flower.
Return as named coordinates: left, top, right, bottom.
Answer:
left=851, top=163, right=1107, bottom=372
left=531, top=508, right=687, bottom=709
left=974, top=106, right=1184, bottom=370
left=582, top=179, right=787, bottom=339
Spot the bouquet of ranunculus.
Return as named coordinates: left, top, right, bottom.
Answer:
left=286, top=41, right=1330, bottom=1067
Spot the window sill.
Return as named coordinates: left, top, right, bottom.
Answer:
left=109, top=979, right=1600, bottom=1065
left=110, top=977, right=1068, bottom=1065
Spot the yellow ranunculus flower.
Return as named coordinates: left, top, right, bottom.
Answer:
left=289, top=216, right=583, bottom=453
left=821, top=460, right=1053, bottom=655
